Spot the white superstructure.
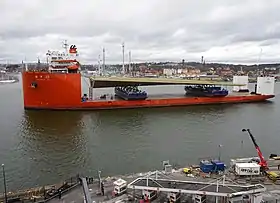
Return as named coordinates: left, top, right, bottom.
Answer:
left=46, top=41, right=80, bottom=73
left=232, top=76, right=249, bottom=92
left=256, top=76, right=275, bottom=95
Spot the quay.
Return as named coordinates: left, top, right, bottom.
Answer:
left=31, top=167, right=280, bottom=203
left=3, top=158, right=280, bottom=202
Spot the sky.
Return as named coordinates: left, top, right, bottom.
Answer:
left=1, top=0, right=280, bottom=65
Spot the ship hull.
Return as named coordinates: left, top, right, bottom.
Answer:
left=22, top=71, right=275, bottom=111
left=24, top=94, right=274, bottom=110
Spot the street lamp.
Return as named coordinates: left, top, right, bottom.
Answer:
left=98, top=170, right=102, bottom=190
left=218, top=144, right=223, bottom=161
left=2, top=164, right=7, bottom=203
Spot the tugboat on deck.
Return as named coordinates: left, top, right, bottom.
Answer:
left=184, top=85, right=229, bottom=97
left=115, top=86, right=148, bottom=100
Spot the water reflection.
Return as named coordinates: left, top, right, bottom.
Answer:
left=81, top=110, right=152, bottom=174
left=15, top=111, right=88, bottom=188
left=20, top=111, right=86, bottom=151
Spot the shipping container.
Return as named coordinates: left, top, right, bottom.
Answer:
left=211, top=160, right=225, bottom=171
left=200, top=160, right=214, bottom=173
left=235, top=163, right=260, bottom=176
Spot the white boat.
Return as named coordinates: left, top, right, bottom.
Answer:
left=0, top=79, right=17, bottom=84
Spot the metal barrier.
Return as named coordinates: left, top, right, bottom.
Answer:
left=81, top=177, right=92, bottom=203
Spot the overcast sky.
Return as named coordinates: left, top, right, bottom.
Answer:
left=1, top=0, right=280, bottom=64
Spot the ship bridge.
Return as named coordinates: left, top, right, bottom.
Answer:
left=88, top=76, right=245, bottom=88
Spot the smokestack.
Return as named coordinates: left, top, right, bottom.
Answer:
left=102, top=48, right=105, bottom=75
left=122, top=42, right=125, bottom=74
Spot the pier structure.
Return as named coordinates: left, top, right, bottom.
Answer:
left=127, top=170, right=266, bottom=203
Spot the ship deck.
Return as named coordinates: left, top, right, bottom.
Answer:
left=89, top=76, right=245, bottom=88
left=92, top=92, right=256, bottom=102
left=128, top=178, right=266, bottom=197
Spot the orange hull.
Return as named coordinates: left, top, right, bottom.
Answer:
left=22, top=72, right=275, bottom=110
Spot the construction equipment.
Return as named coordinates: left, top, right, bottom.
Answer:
left=183, top=168, right=192, bottom=174
left=242, top=129, right=268, bottom=171
left=267, top=171, right=280, bottom=182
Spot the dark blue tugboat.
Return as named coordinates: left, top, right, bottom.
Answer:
left=184, top=85, right=228, bottom=97
left=115, top=86, right=148, bottom=100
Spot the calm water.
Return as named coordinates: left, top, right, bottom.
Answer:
left=0, top=77, right=280, bottom=191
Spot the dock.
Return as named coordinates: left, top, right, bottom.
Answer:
left=2, top=162, right=280, bottom=202
left=43, top=169, right=280, bottom=203
left=89, top=76, right=245, bottom=88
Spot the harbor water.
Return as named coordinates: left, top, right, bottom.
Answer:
left=0, top=76, right=280, bottom=191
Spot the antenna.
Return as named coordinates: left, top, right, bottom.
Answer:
left=102, top=48, right=105, bottom=75
left=122, top=42, right=125, bottom=74
left=62, top=40, right=69, bottom=53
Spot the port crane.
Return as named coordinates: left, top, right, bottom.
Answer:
left=242, top=129, right=268, bottom=171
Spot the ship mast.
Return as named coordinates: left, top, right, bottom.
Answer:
left=62, top=40, right=69, bottom=54
left=128, top=50, right=131, bottom=75
left=102, top=48, right=105, bottom=75
left=122, top=42, right=125, bottom=75
left=98, top=54, right=101, bottom=76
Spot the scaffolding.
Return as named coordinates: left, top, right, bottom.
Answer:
left=127, top=171, right=266, bottom=198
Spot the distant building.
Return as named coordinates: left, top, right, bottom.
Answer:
left=163, top=68, right=175, bottom=76
left=187, top=68, right=200, bottom=75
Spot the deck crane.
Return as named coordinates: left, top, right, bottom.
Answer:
left=242, top=129, right=268, bottom=171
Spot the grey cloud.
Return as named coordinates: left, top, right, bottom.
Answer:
left=1, top=0, right=280, bottom=64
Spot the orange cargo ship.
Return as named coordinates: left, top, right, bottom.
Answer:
left=22, top=44, right=275, bottom=110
